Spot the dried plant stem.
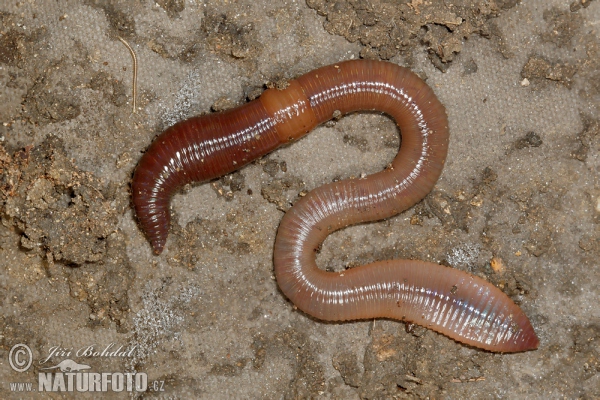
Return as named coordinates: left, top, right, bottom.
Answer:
left=118, top=36, right=137, bottom=114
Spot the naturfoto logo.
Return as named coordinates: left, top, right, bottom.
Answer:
left=7, top=343, right=163, bottom=394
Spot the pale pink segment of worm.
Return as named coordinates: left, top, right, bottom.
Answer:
left=132, top=60, right=539, bottom=352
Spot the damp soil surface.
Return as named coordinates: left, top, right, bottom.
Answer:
left=0, top=0, right=599, bottom=399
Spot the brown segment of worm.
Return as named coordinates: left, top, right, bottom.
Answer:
left=132, top=60, right=539, bottom=352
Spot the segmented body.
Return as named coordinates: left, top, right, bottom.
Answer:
left=132, top=60, right=538, bottom=352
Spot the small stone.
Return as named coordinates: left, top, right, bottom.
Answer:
left=490, top=257, right=506, bottom=274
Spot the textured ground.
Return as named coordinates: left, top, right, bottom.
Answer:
left=0, top=0, right=599, bottom=399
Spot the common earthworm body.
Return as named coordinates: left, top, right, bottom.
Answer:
left=132, top=60, right=539, bottom=352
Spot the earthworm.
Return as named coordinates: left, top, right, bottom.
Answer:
left=132, top=59, right=539, bottom=352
